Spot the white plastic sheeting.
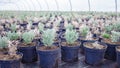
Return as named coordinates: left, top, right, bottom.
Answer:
left=0, top=0, right=119, bottom=12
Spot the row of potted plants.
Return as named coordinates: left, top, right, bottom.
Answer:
left=0, top=24, right=119, bottom=68
left=0, top=26, right=80, bottom=68
left=0, top=12, right=120, bottom=68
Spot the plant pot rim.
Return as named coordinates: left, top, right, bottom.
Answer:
left=102, top=39, right=120, bottom=45
left=116, top=46, right=120, bottom=52
left=83, top=42, right=107, bottom=50
left=36, top=46, right=60, bottom=52
left=81, top=39, right=97, bottom=41
left=18, top=42, right=36, bottom=48
left=103, top=42, right=120, bottom=46
left=0, top=52, right=23, bottom=62
left=80, top=37, right=98, bottom=41
left=61, top=41, right=81, bottom=46
left=61, top=45, right=80, bottom=47
left=18, top=41, right=36, bottom=47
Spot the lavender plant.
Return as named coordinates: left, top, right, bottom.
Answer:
left=65, top=23, right=74, bottom=30
left=113, top=23, right=120, bottom=31
left=111, top=31, right=120, bottom=42
left=65, top=29, right=78, bottom=44
left=0, top=36, right=9, bottom=48
left=22, top=30, right=35, bottom=44
left=42, top=29, right=56, bottom=46
left=38, top=23, right=44, bottom=32
left=104, top=25, right=113, bottom=33
left=80, top=26, right=89, bottom=37
left=6, top=31, right=19, bottom=40
left=10, top=23, right=17, bottom=32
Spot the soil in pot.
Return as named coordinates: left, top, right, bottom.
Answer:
left=17, top=42, right=38, bottom=63
left=103, top=39, right=120, bottom=61
left=0, top=54, right=21, bottom=61
left=37, top=46, right=60, bottom=68
left=0, top=53, right=22, bottom=68
left=80, top=36, right=97, bottom=54
left=84, top=42, right=107, bottom=65
left=0, top=48, right=8, bottom=54
left=61, top=42, right=80, bottom=62
left=19, top=42, right=35, bottom=47
left=84, top=42, right=106, bottom=49
left=38, top=45, right=58, bottom=50
left=103, top=39, right=120, bottom=45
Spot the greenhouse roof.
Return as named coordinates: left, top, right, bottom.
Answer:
left=0, top=0, right=120, bottom=12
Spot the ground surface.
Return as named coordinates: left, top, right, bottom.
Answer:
left=21, top=51, right=118, bottom=68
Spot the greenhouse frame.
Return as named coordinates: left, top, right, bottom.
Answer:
left=0, top=0, right=120, bottom=68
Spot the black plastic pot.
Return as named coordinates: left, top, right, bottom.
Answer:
left=0, top=53, right=22, bottom=68
left=104, top=43, right=119, bottom=61
left=17, top=45, right=38, bottom=63
left=59, top=21, right=64, bottom=28
left=59, top=28, right=66, bottom=34
left=20, top=23, right=27, bottom=27
left=53, top=40, right=60, bottom=47
left=38, top=38, right=48, bottom=47
left=80, top=39, right=96, bottom=54
left=116, top=46, right=120, bottom=67
left=32, top=22, right=39, bottom=26
left=4, top=28, right=11, bottom=32
left=73, top=27, right=79, bottom=31
left=84, top=42, right=107, bottom=65
left=98, top=37, right=102, bottom=42
left=37, top=47, right=60, bottom=68
left=92, top=34, right=98, bottom=38
left=60, top=36, right=66, bottom=43
left=75, top=28, right=79, bottom=31
left=56, top=31, right=60, bottom=35
left=44, top=24, right=53, bottom=29
left=61, top=45, right=80, bottom=62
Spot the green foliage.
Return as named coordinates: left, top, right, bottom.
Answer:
left=6, top=31, right=19, bottom=40
left=56, top=20, right=60, bottom=26
left=22, top=30, right=35, bottom=44
left=113, top=23, right=120, bottom=31
left=65, top=29, right=78, bottom=44
left=38, top=23, right=44, bottom=32
left=80, top=26, right=89, bottom=37
left=10, top=23, right=17, bottom=32
left=29, top=21, right=33, bottom=25
left=86, top=15, right=92, bottom=19
left=102, top=33, right=110, bottom=39
left=42, top=29, right=55, bottom=46
left=65, top=23, right=74, bottom=30
left=105, top=23, right=120, bottom=33
left=111, top=31, right=120, bottom=42
left=0, top=36, right=9, bottom=48
left=105, top=25, right=113, bottom=33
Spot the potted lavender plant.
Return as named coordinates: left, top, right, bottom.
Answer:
left=61, top=29, right=80, bottom=62
left=37, top=29, right=60, bottom=68
left=0, top=37, right=22, bottom=68
left=17, top=30, right=37, bottom=63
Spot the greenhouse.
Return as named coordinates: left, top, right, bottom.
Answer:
left=0, top=0, right=120, bottom=68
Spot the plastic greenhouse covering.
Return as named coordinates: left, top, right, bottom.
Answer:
left=0, top=0, right=120, bottom=12
left=1, top=0, right=120, bottom=68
